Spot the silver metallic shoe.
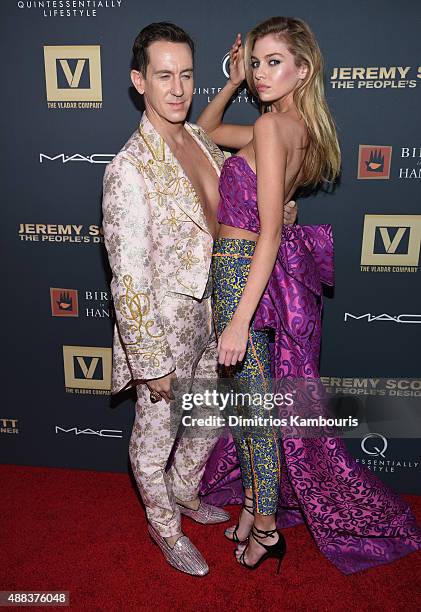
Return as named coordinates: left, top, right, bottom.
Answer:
left=147, top=523, right=209, bottom=577
left=177, top=499, right=231, bottom=524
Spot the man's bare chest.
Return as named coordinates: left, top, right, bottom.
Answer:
left=172, top=141, right=220, bottom=236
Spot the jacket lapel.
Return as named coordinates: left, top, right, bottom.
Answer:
left=138, top=113, right=211, bottom=235
left=184, top=121, right=222, bottom=178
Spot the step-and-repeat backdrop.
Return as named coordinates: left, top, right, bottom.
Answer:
left=2, top=1, right=420, bottom=493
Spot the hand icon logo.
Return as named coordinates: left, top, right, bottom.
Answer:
left=57, top=291, right=73, bottom=311
left=365, top=149, right=385, bottom=172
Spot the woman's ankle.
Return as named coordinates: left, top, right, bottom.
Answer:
left=253, top=513, right=277, bottom=535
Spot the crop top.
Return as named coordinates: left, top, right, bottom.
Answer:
left=217, top=155, right=261, bottom=233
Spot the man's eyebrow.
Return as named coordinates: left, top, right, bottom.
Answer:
left=153, top=68, right=193, bottom=74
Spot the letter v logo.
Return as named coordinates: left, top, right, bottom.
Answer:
left=59, top=59, right=86, bottom=88
left=76, top=356, right=99, bottom=379
left=378, top=227, right=407, bottom=253
left=44, top=46, right=102, bottom=102
left=63, top=346, right=111, bottom=390
left=361, top=215, right=421, bottom=266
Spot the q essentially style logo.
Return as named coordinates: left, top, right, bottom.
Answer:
left=63, top=346, right=111, bottom=395
left=360, top=215, right=421, bottom=273
left=358, top=145, right=392, bottom=179
left=361, top=433, right=388, bottom=458
left=44, top=45, right=102, bottom=109
left=358, top=433, right=419, bottom=475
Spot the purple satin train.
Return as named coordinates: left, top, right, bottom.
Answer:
left=200, top=222, right=421, bottom=574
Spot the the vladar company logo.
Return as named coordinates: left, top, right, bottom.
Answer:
left=330, top=66, right=421, bottom=89
left=63, top=345, right=111, bottom=395
left=44, top=45, right=102, bottom=109
left=18, top=223, right=104, bottom=244
left=360, top=215, right=421, bottom=273
left=17, top=1, right=124, bottom=18
left=357, top=145, right=392, bottom=179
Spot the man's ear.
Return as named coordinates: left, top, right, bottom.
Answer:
left=131, top=69, right=145, bottom=95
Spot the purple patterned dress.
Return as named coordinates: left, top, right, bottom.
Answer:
left=199, top=155, right=421, bottom=574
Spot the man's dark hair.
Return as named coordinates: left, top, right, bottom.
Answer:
left=132, top=22, right=195, bottom=75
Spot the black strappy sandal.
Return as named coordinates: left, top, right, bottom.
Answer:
left=237, top=525, right=286, bottom=574
left=224, top=494, right=254, bottom=544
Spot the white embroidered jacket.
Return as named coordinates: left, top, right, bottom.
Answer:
left=102, top=113, right=225, bottom=393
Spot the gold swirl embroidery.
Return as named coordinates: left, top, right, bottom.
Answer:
left=162, top=209, right=192, bottom=232
left=116, top=274, right=164, bottom=346
left=138, top=127, right=166, bottom=162
left=181, top=250, right=200, bottom=270
left=135, top=123, right=212, bottom=297
left=189, top=126, right=226, bottom=171
left=138, top=127, right=202, bottom=213
left=127, top=346, right=167, bottom=368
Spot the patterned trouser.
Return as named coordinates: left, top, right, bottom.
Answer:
left=128, top=291, right=220, bottom=537
left=212, top=238, right=282, bottom=515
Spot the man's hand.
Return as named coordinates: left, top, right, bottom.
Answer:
left=146, top=371, right=177, bottom=404
left=283, top=200, right=297, bottom=225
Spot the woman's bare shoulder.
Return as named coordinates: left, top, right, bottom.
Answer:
left=253, top=112, right=305, bottom=148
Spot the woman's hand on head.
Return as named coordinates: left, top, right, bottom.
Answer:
left=228, top=33, right=245, bottom=87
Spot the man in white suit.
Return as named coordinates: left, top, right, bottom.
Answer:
left=102, top=22, right=296, bottom=576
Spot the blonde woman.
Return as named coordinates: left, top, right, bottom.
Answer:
left=198, top=16, right=421, bottom=573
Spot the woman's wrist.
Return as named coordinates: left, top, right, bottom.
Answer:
left=231, top=311, right=251, bottom=328
left=226, top=78, right=242, bottom=91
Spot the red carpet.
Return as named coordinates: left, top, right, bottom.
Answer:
left=2, top=464, right=421, bottom=611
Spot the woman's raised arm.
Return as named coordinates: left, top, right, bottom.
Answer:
left=197, top=34, right=253, bottom=150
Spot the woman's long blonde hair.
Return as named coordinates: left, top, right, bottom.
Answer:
left=244, top=16, right=341, bottom=186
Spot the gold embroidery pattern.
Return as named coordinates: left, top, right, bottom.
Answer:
left=162, top=209, right=192, bottom=232
left=189, top=126, right=226, bottom=171
left=173, top=239, right=199, bottom=295
left=138, top=125, right=203, bottom=215
left=128, top=122, right=213, bottom=299
left=116, top=274, right=164, bottom=347
left=126, top=345, right=168, bottom=368
left=181, top=250, right=200, bottom=270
